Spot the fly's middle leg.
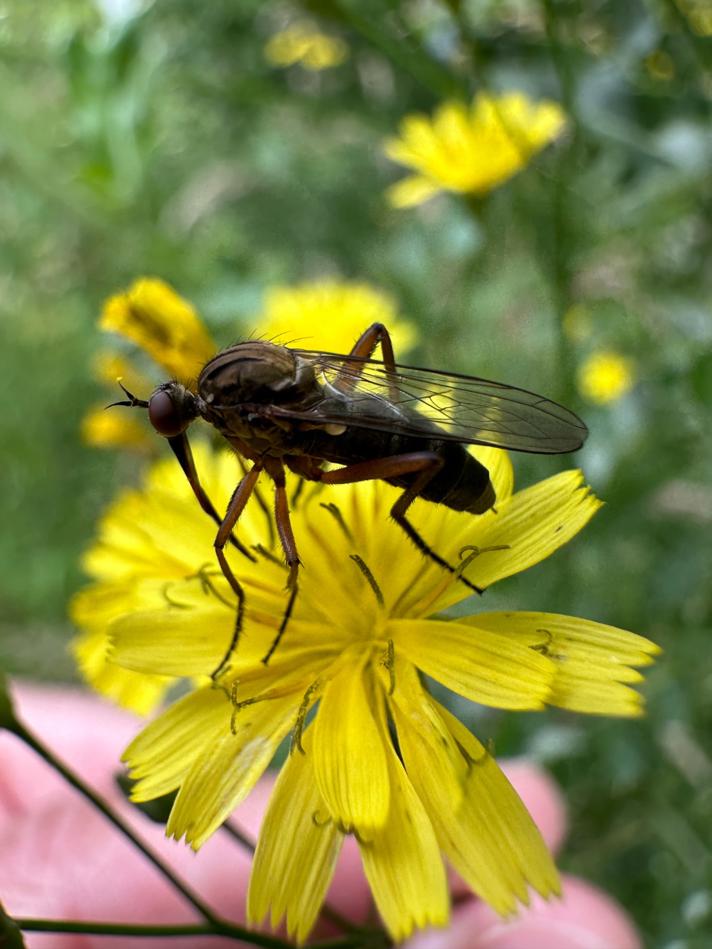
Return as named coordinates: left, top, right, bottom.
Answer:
left=262, top=459, right=301, bottom=666
left=317, top=452, right=484, bottom=595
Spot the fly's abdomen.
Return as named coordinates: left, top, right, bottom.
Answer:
left=408, top=442, right=495, bottom=514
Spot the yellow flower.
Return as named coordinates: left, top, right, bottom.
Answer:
left=80, top=406, right=154, bottom=453
left=100, top=278, right=217, bottom=384
left=264, top=23, right=348, bottom=71
left=644, top=50, right=676, bottom=82
left=255, top=279, right=417, bottom=355
left=384, top=91, right=567, bottom=208
left=71, top=443, right=657, bottom=942
left=577, top=350, right=635, bottom=405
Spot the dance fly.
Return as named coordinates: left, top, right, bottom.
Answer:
left=114, top=322, right=587, bottom=670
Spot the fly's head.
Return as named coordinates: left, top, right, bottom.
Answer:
left=147, top=382, right=199, bottom=438
left=109, top=380, right=198, bottom=439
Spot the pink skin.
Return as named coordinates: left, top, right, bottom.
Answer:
left=0, top=683, right=640, bottom=949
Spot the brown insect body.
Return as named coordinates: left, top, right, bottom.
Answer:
left=118, top=321, right=587, bottom=669
left=197, top=340, right=495, bottom=514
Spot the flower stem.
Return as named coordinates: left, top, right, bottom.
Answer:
left=16, top=917, right=299, bottom=947
left=16, top=917, right=387, bottom=948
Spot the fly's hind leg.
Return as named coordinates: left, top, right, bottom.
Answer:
left=318, top=453, right=484, bottom=595
left=333, top=322, right=399, bottom=401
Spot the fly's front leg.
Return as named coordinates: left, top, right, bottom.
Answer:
left=319, top=453, right=483, bottom=595
left=334, top=322, right=399, bottom=401
left=262, top=460, right=300, bottom=666
left=211, top=462, right=263, bottom=680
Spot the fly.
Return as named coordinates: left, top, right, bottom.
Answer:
left=113, top=322, right=587, bottom=673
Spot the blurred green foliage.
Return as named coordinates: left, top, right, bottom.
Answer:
left=1, top=0, right=711, bottom=944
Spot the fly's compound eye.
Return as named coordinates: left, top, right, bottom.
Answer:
left=148, top=387, right=188, bottom=437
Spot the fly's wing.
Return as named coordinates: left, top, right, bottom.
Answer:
left=274, top=352, right=588, bottom=454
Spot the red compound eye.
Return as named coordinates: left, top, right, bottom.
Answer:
left=148, top=389, right=184, bottom=437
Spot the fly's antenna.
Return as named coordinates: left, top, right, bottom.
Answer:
left=106, top=380, right=149, bottom=409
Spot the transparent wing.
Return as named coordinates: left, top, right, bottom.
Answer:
left=276, top=352, right=588, bottom=454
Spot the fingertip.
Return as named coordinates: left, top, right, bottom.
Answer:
left=405, top=875, right=640, bottom=949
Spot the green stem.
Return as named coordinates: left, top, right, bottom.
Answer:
left=15, top=920, right=221, bottom=939
left=16, top=916, right=380, bottom=948
left=15, top=917, right=291, bottom=948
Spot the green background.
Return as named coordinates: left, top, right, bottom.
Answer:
left=1, top=1, right=711, bottom=945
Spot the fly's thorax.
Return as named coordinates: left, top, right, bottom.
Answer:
left=198, top=341, right=318, bottom=408
left=195, top=342, right=323, bottom=451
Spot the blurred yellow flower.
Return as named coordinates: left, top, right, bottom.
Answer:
left=644, top=50, right=676, bottom=81
left=92, top=352, right=148, bottom=390
left=100, top=278, right=217, bottom=384
left=80, top=406, right=153, bottom=452
left=384, top=91, right=566, bottom=208
left=577, top=350, right=635, bottom=405
left=71, top=442, right=657, bottom=941
left=562, top=303, right=594, bottom=343
left=264, top=23, right=348, bottom=71
left=256, top=279, right=417, bottom=355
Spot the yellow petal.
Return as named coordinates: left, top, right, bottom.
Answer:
left=247, top=728, right=342, bottom=943
left=100, top=278, right=216, bottom=382
left=359, top=743, right=449, bottom=942
left=395, top=685, right=559, bottom=914
left=167, top=689, right=299, bottom=848
left=311, top=661, right=390, bottom=831
left=384, top=660, right=467, bottom=811
left=123, top=686, right=230, bottom=800
left=472, top=445, right=514, bottom=503
left=385, top=174, right=441, bottom=208
left=71, top=627, right=170, bottom=715
left=389, top=618, right=553, bottom=709
left=470, top=611, right=660, bottom=716
left=440, top=469, right=602, bottom=604
left=440, top=703, right=560, bottom=904
left=111, top=605, right=233, bottom=676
